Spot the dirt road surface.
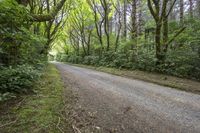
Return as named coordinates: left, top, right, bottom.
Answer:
left=54, top=62, right=200, bottom=133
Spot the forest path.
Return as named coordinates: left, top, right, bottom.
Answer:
left=54, top=62, right=200, bottom=133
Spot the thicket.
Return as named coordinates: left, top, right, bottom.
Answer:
left=0, top=0, right=48, bottom=101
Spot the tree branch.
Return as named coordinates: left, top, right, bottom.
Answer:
left=31, top=0, right=67, bottom=22
left=166, top=0, right=177, bottom=18
left=166, top=27, right=186, bottom=46
left=147, top=0, right=158, bottom=21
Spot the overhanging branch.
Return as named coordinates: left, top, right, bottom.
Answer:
left=31, top=0, right=67, bottom=22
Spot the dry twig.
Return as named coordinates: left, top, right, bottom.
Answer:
left=0, top=118, right=18, bottom=128
left=56, top=117, right=65, bottom=133
left=72, top=125, right=81, bottom=133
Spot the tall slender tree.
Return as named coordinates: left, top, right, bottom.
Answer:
left=147, top=0, right=185, bottom=64
left=123, top=0, right=127, bottom=39
left=130, top=0, right=137, bottom=41
left=189, top=0, right=194, bottom=18
left=180, top=0, right=184, bottom=24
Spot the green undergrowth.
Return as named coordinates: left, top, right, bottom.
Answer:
left=0, top=64, right=70, bottom=132
left=67, top=63, right=200, bottom=94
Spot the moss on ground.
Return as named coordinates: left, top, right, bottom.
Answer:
left=0, top=64, right=71, bottom=133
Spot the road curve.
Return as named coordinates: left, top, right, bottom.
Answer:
left=54, top=62, right=200, bottom=133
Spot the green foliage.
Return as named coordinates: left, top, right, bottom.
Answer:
left=67, top=55, right=82, bottom=64
left=0, top=92, right=16, bottom=102
left=56, top=53, right=83, bottom=64
left=58, top=37, right=200, bottom=80
left=112, top=52, right=129, bottom=68
left=0, top=64, right=42, bottom=94
left=0, top=0, right=47, bottom=96
left=55, top=53, right=69, bottom=62
left=0, top=0, right=30, bottom=26
left=83, top=56, right=100, bottom=66
left=0, top=0, right=46, bottom=65
left=0, top=64, right=72, bottom=132
left=134, top=49, right=156, bottom=71
left=99, top=51, right=116, bottom=67
left=164, top=45, right=200, bottom=79
left=58, top=16, right=200, bottom=80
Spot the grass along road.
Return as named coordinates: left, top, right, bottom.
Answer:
left=0, top=64, right=74, bottom=133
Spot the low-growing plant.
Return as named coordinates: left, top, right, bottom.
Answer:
left=83, top=56, right=100, bottom=65
left=0, top=64, right=42, bottom=94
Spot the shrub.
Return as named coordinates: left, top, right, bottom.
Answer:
left=134, top=49, right=156, bottom=71
left=55, top=53, right=69, bottom=62
left=99, top=51, right=116, bottom=67
left=164, top=45, right=200, bottom=80
left=112, top=52, right=129, bottom=68
left=83, top=56, right=100, bottom=65
left=67, top=55, right=82, bottom=64
left=0, top=64, right=41, bottom=94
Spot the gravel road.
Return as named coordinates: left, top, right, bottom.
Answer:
left=54, top=62, right=200, bottom=133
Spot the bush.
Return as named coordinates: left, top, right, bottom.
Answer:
left=164, top=45, right=200, bottom=80
left=55, top=53, right=69, bottom=62
left=60, top=34, right=200, bottom=80
left=67, top=55, right=82, bottom=64
left=83, top=56, right=100, bottom=65
left=112, top=52, right=129, bottom=68
left=98, top=51, right=116, bottom=67
left=134, top=49, right=156, bottom=71
left=0, top=64, right=41, bottom=94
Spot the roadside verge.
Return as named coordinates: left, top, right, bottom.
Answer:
left=0, top=64, right=74, bottom=132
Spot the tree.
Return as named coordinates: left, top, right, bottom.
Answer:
left=147, top=0, right=186, bottom=64
left=67, top=1, right=93, bottom=56
left=123, top=0, right=128, bottom=39
left=180, top=0, right=184, bottom=24
left=189, top=0, right=194, bottom=18
left=169, top=0, right=176, bottom=20
left=87, top=0, right=104, bottom=52
left=16, top=0, right=68, bottom=22
left=130, top=0, right=137, bottom=41
left=100, top=0, right=111, bottom=51
left=198, top=0, right=200, bottom=18
left=112, top=0, right=122, bottom=51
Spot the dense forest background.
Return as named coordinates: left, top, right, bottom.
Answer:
left=0, top=0, right=200, bottom=99
left=55, top=0, right=200, bottom=80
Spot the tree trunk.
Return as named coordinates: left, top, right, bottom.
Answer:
left=189, top=0, right=193, bottom=19
left=123, top=0, right=127, bottom=39
left=138, top=0, right=142, bottom=35
left=155, top=22, right=162, bottom=64
left=169, top=0, right=176, bottom=20
left=197, top=0, right=200, bottom=18
left=180, top=0, right=184, bottom=24
left=101, top=0, right=110, bottom=51
left=130, top=0, right=137, bottom=41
